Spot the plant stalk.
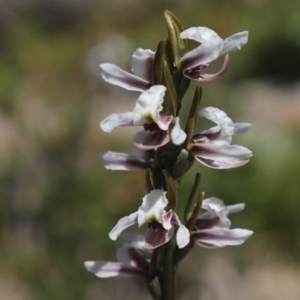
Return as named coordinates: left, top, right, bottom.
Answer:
left=162, top=239, right=176, bottom=300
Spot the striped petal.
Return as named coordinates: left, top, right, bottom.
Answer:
left=100, top=151, right=150, bottom=171
left=100, top=63, right=150, bottom=92
left=133, top=131, right=170, bottom=150
left=191, top=54, right=230, bottom=82
left=191, top=143, right=252, bottom=169
left=84, top=261, right=147, bottom=279
left=192, top=228, right=253, bottom=248
left=180, top=40, right=223, bottom=72
left=144, top=225, right=174, bottom=252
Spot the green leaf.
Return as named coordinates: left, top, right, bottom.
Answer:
left=186, top=192, right=205, bottom=231
left=145, top=168, right=155, bottom=191
left=172, top=69, right=190, bottom=113
left=164, top=10, right=187, bottom=68
left=152, top=39, right=177, bottom=116
left=152, top=39, right=173, bottom=85
left=161, top=61, right=177, bottom=116
left=162, top=170, right=178, bottom=211
left=184, top=173, right=201, bottom=223
left=184, top=87, right=202, bottom=147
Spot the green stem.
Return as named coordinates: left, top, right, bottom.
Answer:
left=162, top=239, right=176, bottom=300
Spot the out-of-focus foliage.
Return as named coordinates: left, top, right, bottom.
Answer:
left=1, top=0, right=300, bottom=299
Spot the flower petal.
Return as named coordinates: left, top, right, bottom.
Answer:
left=192, top=129, right=221, bottom=144
left=198, top=107, right=234, bottom=144
left=193, top=54, right=230, bottom=82
left=133, top=131, right=170, bottom=150
left=172, top=213, right=190, bottom=249
left=180, top=40, right=223, bottom=72
left=100, top=63, right=150, bottom=92
left=219, top=31, right=249, bottom=56
left=133, top=85, right=166, bottom=126
left=162, top=210, right=173, bottom=230
left=180, top=27, right=223, bottom=44
left=233, top=123, right=252, bottom=134
left=100, top=112, right=134, bottom=133
left=202, top=197, right=226, bottom=212
left=226, top=203, right=245, bottom=214
left=144, top=226, right=174, bottom=251
left=192, top=228, right=253, bottom=248
left=194, top=212, right=221, bottom=230
left=130, top=131, right=155, bottom=160
left=196, top=156, right=250, bottom=169
left=197, top=210, right=231, bottom=229
left=157, top=114, right=173, bottom=131
left=191, top=143, right=252, bottom=169
left=84, top=261, right=147, bottom=279
left=176, top=225, right=191, bottom=249
left=109, top=212, right=139, bottom=240
left=137, top=190, right=168, bottom=226
left=170, top=117, right=187, bottom=145
left=195, top=143, right=252, bottom=159
left=131, top=48, right=155, bottom=82
left=199, top=197, right=232, bottom=228
left=100, top=151, right=150, bottom=171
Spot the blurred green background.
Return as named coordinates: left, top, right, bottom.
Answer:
left=1, top=0, right=300, bottom=299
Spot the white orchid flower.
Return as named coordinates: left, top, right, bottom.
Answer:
left=100, top=85, right=186, bottom=148
left=109, top=190, right=190, bottom=251
left=179, top=27, right=248, bottom=82
left=189, top=107, right=252, bottom=169
left=191, top=197, right=253, bottom=248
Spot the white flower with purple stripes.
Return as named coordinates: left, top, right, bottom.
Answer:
left=189, top=107, right=252, bottom=169
left=191, top=197, right=253, bottom=248
left=100, top=85, right=186, bottom=149
left=109, top=190, right=190, bottom=251
left=179, top=27, right=248, bottom=82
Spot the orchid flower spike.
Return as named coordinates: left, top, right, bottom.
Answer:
left=99, top=48, right=154, bottom=92
left=189, top=107, right=252, bottom=169
left=84, top=235, right=149, bottom=280
left=191, top=197, right=253, bottom=248
left=179, top=27, right=248, bottom=82
left=109, top=190, right=190, bottom=251
left=100, top=85, right=186, bottom=149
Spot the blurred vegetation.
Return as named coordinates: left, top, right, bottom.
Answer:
left=1, top=0, right=300, bottom=299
